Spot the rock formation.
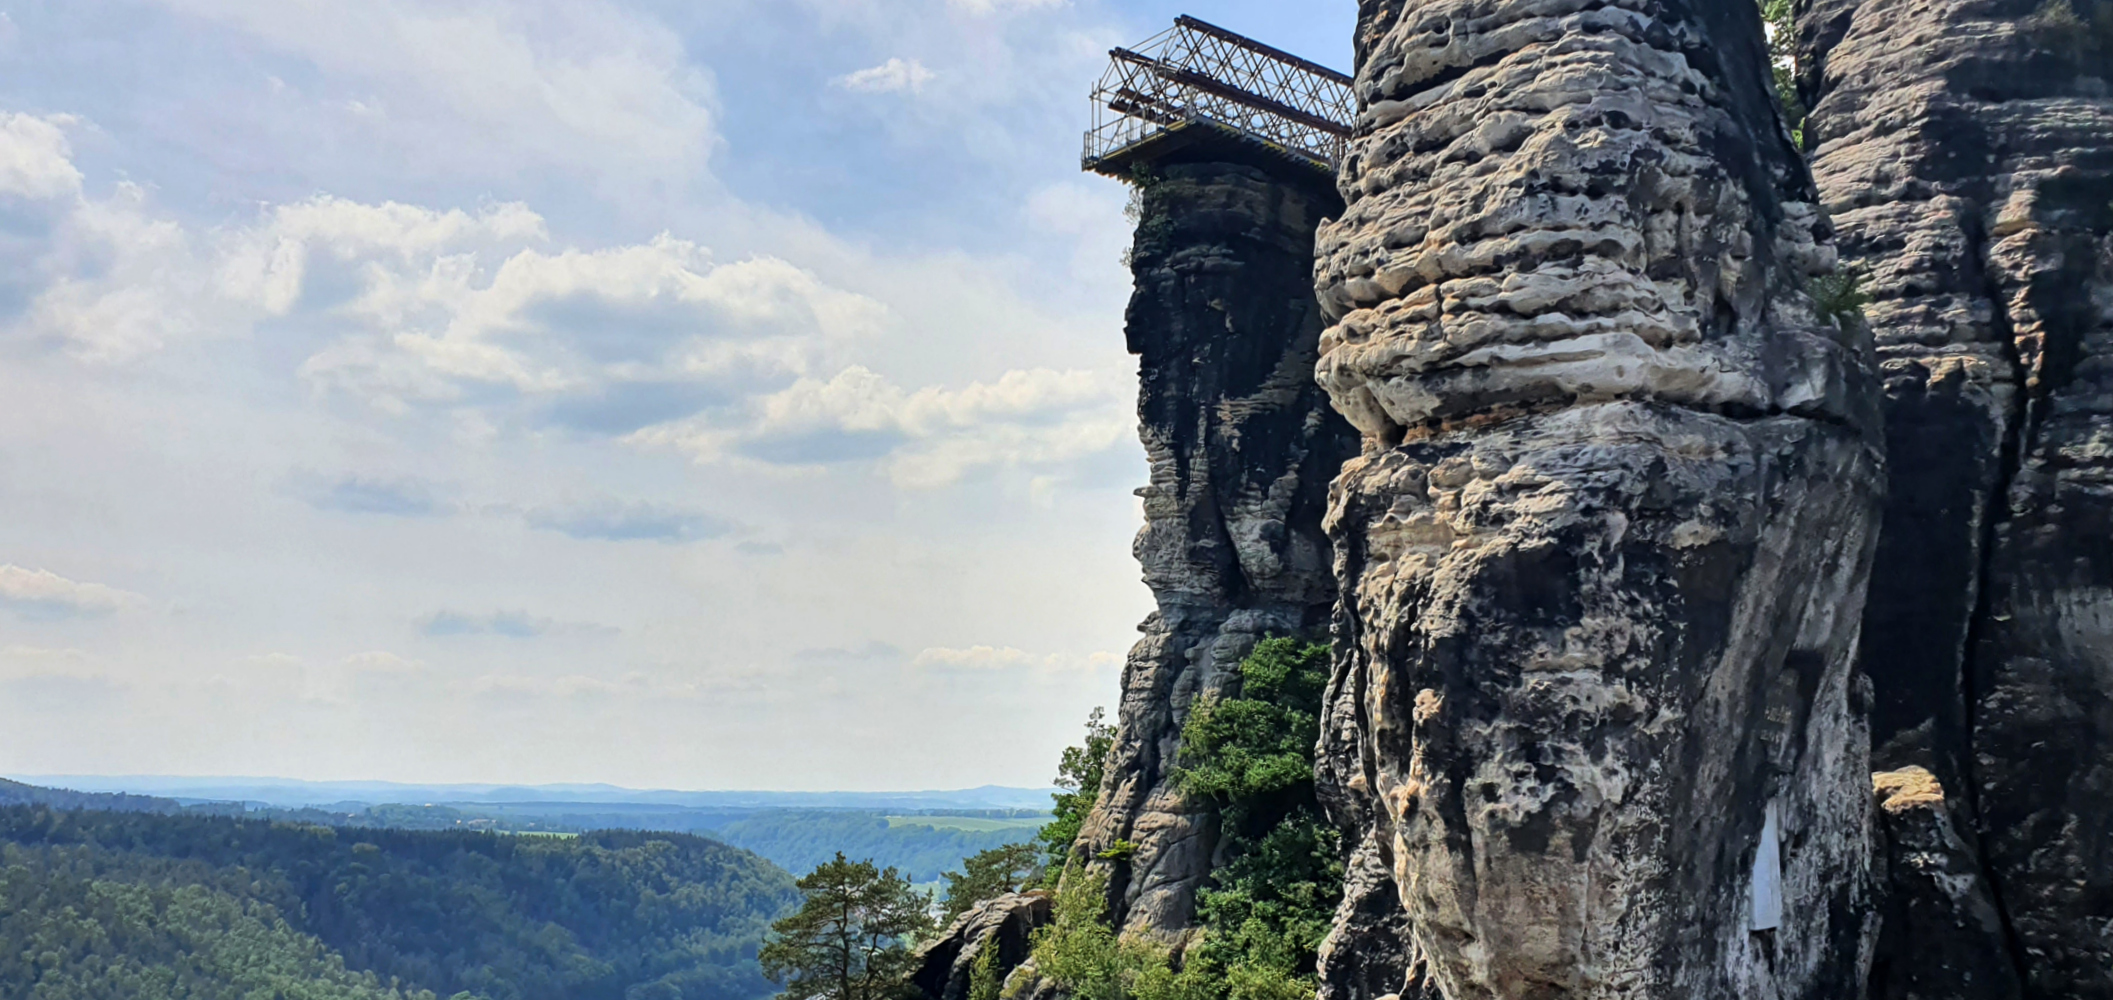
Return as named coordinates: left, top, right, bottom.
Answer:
left=1311, top=3, right=1886, bottom=998
left=1794, top=1, right=2113, bottom=995
left=911, top=892, right=1053, bottom=1000
left=1071, top=160, right=1361, bottom=939
left=1868, top=768, right=2023, bottom=1000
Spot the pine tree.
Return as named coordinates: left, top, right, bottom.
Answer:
left=760, top=853, right=933, bottom=1000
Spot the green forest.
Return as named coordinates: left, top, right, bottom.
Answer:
left=707, top=811, right=1038, bottom=884
left=0, top=804, right=799, bottom=1000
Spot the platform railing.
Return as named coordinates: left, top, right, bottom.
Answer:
left=1083, top=16, right=1353, bottom=174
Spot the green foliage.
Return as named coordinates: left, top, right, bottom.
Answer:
left=1187, top=816, right=1341, bottom=1000
left=713, top=811, right=1039, bottom=884
left=1035, top=708, right=1115, bottom=879
left=1176, top=639, right=1342, bottom=1000
left=1093, top=840, right=1139, bottom=862
left=1119, top=166, right=1189, bottom=269
left=1025, top=871, right=1134, bottom=1000
left=1174, top=639, right=1329, bottom=813
left=1811, top=267, right=1872, bottom=330
left=0, top=805, right=798, bottom=1000
left=0, top=857, right=427, bottom=1000
left=759, top=853, right=932, bottom=1000
left=1024, top=872, right=1215, bottom=1000
left=1030, top=640, right=1345, bottom=1000
left=940, top=843, right=1044, bottom=926
left=966, top=937, right=1003, bottom=1000
left=1762, top=0, right=1808, bottom=149
left=2028, top=0, right=2113, bottom=60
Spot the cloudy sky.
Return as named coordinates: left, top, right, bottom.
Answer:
left=0, top=0, right=1355, bottom=790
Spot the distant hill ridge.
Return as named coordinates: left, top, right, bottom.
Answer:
left=12, top=775, right=1058, bottom=811
left=0, top=777, right=184, bottom=814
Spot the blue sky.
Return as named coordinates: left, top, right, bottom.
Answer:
left=0, top=0, right=1356, bottom=790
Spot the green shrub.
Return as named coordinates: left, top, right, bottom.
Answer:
left=1811, top=268, right=1871, bottom=330
left=1035, top=709, right=1116, bottom=881
left=967, top=940, right=1002, bottom=1000
left=1177, top=639, right=1343, bottom=1000
left=1763, top=0, right=1808, bottom=148
left=941, top=843, right=1044, bottom=926
left=1028, top=872, right=1132, bottom=1000
left=1030, top=639, right=1345, bottom=1000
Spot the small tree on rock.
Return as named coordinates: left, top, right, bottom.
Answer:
left=940, top=842, right=1044, bottom=926
left=761, top=852, right=934, bottom=1000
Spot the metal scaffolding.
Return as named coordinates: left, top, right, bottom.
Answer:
left=1083, top=15, right=1354, bottom=178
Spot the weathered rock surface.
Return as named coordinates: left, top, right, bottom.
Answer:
left=1313, top=2, right=1886, bottom=997
left=1796, top=2, right=2113, bottom=995
left=1072, top=160, right=1360, bottom=938
left=1868, top=767, right=2024, bottom=1000
left=1316, top=827, right=1416, bottom=1000
left=910, top=892, right=1053, bottom=1000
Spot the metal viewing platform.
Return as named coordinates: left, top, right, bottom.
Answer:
left=1083, top=15, right=1354, bottom=180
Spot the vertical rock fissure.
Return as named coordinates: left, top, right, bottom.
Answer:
left=1958, top=212, right=2037, bottom=988
left=1798, top=0, right=2113, bottom=992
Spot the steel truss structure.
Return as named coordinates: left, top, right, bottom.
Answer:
left=1084, top=15, right=1354, bottom=177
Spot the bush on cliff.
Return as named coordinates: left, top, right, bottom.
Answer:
left=1172, top=638, right=1342, bottom=1000
left=940, top=842, right=1044, bottom=926
left=1033, top=708, right=1115, bottom=881
left=1026, top=640, right=1342, bottom=1000
left=1022, top=870, right=1207, bottom=1000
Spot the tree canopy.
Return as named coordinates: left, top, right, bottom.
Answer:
left=0, top=804, right=799, bottom=1000
left=760, top=853, right=932, bottom=1000
left=938, top=842, right=1043, bottom=926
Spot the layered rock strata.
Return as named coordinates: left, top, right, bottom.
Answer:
left=1312, top=2, right=1886, bottom=998
left=1072, top=160, right=1360, bottom=938
left=1795, top=2, right=2113, bottom=994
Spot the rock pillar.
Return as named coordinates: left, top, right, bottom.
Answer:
left=1796, top=1, right=2113, bottom=994
left=1312, top=3, right=1886, bottom=998
left=1074, top=160, right=1360, bottom=938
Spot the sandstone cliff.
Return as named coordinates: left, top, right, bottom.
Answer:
left=1796, top=1, right=2113, bottom=995
left=1311, top=3, right=1886, bottom=998
left=1072, top=161, right=1361, bottom=939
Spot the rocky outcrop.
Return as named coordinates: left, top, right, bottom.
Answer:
left=1868, top=767, right=2024, bottom=1000
left=1795, top=1, right=2113, bottom=995
left=1073, top=160, right=1360, bottom=938
left=1315, top=828, right=1416, bottom=1000
left=1311, top=3, right=1886, bottom=998
left=911, top=893, right=1053, bottom=1000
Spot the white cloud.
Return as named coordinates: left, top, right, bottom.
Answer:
left=913, top=645, right=1120, bottom=673
left=217, top=196, right=549, bottom=317
left=0, top=566, right=147, bottom=620
left=0, top=112, right=82, bottom=200
left=913, top=645, right=1032, bottom=669
left=0, top=135, right=892, bottom=417
left=296, top=235, right=893, bottom=415
left=631, top=364, right=1131, bottom=487
left=835, top=57, right=936, bottom=94
left=342, top=650, right=425, bottom=676
left=0, top=645, right=94, bottom=676
left=945, top=0, right=1067, bottom=14
left=472, top=672, right=641, bottom=701
left=146, top=0, right=719, bottom=185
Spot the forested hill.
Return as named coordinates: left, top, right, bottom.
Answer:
left=0, top=777, right=185, bottom=814
left=707, top=810, right=1039, bottom=883
left=0, top=804, right=799, bottom=1000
